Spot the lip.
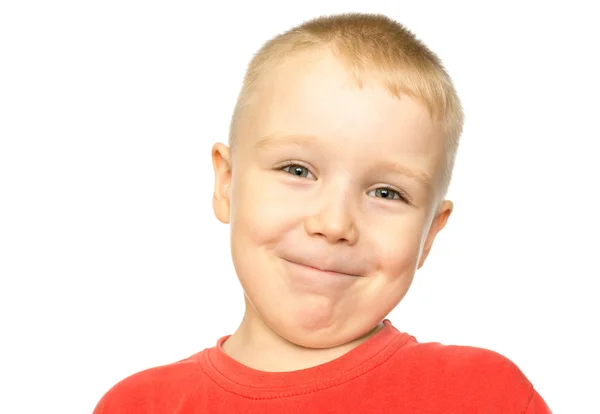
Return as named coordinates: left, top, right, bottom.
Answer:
left=282, top=258, right=359, bottom=278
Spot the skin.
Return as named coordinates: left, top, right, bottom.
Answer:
left=211, top=49, right=453, bottom=372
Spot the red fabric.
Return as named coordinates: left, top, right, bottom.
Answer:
left=94, top=320, right=551, bottom=413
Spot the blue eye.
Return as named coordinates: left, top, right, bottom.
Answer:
left=281, top=164, right=311, bottom=178
left=368, top=187, right=403, bottom=201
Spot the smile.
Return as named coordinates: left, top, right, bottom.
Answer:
left=282, top=258, right=359, bottom=278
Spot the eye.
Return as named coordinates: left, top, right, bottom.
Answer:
left=279, top=163, right=315, bottom=179
left=368, top=186, right=405, bottom=201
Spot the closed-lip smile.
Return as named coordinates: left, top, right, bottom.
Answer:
left=283, top=258, right=359, bottom=278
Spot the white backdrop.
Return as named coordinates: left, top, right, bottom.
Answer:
left=1, top=1, right=598, bottom=412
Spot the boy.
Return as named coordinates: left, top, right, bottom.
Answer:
left=94, top=13, right=551, bottom=413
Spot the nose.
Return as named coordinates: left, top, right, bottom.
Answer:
left=304, top=194, right=358, bottom=245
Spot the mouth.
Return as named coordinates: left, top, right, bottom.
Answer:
left=282, top=258, right=359, bottom=278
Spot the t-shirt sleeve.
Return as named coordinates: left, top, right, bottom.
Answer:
left=92, top=387, right=128, bottom=414
left=92, top=398, right=105, bottom=414
left=91, top=374, right=151, bottom=414
left=524, top=389, right=552, bottom=413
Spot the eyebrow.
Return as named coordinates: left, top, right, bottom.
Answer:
left=253, top=134, right=318, bottom=151
left=376, top=160, right=433, bottom=187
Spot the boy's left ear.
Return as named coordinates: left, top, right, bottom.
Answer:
left=417, top=200, right=453, bottom=269
left=211, top=142, right=232, bottom=224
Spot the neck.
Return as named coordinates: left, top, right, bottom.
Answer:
left=221, top=301, right=384, bottom=372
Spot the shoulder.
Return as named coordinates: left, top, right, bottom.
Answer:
left=405, top=340, right=532, bottom=387
left=93, top=351, right=206, bottom=414
left=387, top=339, right=542, bottom=411
left=418, top=341, right=525, bottom=369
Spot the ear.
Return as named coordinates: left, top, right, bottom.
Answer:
left=211, top=142, right=232, bottom=224
left=417, top=200, right=453, bottom=269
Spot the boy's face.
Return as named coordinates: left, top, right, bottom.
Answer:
left=212, top=51, right=452, bottom=348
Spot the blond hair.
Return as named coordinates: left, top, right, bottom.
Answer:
left=229, top=13, right=464, bottom=202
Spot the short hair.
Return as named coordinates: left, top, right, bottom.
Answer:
left=229, top=13, right=464, bottom=204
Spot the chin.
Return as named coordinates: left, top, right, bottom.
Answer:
left=276, top=323, right=353, bottom=349
left=259, top=307, right=381, bottom=349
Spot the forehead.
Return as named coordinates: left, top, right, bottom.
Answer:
left=239, top=50, right=445, bottom=174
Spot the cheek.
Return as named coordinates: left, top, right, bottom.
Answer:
left=374, top=220, right=424, bottom=277
left=230, top=170, right=299, bottom=247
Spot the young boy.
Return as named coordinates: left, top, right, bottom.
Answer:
left=94, top=13, right=551, bottom=413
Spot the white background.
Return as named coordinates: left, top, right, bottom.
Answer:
left=1, top=1, right=598, bottom=413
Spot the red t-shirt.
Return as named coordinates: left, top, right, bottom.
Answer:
left=93, top=320, right=551, bottom=413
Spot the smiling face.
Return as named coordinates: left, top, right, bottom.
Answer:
left=212, top=50, right=453, bottom=349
